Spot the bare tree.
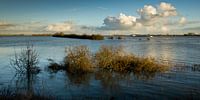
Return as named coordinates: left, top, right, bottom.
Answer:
left=10, top=44, right=40, bottom=74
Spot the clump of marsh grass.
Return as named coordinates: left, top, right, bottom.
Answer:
left=48, top=45, right=168, bottom=77
left=94, top=45, right=132, bottom=72
left=95, top=45, right=168, bottom=74
left=64, top=45, right=94, bottom=74
left=47, top=59, right=64, bottom=73
left=130, top=57, right=168, bottom=79
left=94, top=45, right=125, bottom=71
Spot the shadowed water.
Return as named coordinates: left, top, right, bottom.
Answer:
left=0, top=36, right=200, bottom=99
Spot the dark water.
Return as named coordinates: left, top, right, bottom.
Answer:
left=0, top=36, right=200, bottom=99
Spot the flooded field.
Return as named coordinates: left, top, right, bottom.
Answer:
left=0, top=36, right=200, bottom=99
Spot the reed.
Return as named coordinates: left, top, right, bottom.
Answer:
left=95, top=45, right=168, bottom=73
left=48, top=45, right=168, bottom=75
left=64, top=45, right=94, bottom=74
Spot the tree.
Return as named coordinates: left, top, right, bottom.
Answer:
left=10, top=44, right=40, bottom=74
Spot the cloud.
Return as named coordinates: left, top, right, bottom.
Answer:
left=1, top=2, right=195, bottom=35
left=161, top=26, right=169, bottom=32
left=0, top=22, right=15, bottom=29
left=46, top=21, right=73, bottom=32
left=137, top=5, right=158, bottom=20
left=101, top=13, right=137, bottom=30
left=159, top=2, right=176, bottom=11
left=99, top=2, right=186, bottom=34
left=179, top=17, right=186, bottom=25
left=183, top=26, right=200, bottom=32
left=10, top=21, right=44, bottom=31
left=159, top=2, right=177, bottom=17
left=0, top=21, right=48, bottom=35
left=136, top=2, right=177, bottom=21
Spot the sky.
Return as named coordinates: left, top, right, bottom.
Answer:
left=0, top=0, right=200, bottom=35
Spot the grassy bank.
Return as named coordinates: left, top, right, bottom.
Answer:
left=52, top=32, right=104, bottom=40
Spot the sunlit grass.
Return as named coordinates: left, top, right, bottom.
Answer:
left=48, top=45, right=169, bottom=76
left=64, top=45, right=94, bottom=74
left=95, top=45, right=168, bottom=73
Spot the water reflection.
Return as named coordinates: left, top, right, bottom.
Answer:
left=48, top=68, right=162, bottom=92
left=192, top=64, right=200, bottom=72
left=1, top=36, right=199, bottom=99
left=5, top=44, right=41, bottom=96
left=9, top=73, right=38, bottom=95
left=95, top=71, right=131, bottom=94
left=65, top=72, right=92, bottom=86
left=143, top=38, right=174, bottom=64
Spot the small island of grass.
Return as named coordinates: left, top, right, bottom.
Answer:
left=52, top=32, right=104, bottom=40
left=48, top=45, right=169, bottom=78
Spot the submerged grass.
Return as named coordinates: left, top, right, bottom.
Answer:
left=64, top=45, right=94, bottom=74
left=95, top=45, right=168, bottom=73
left=0, top=88, right=54, bottom=100
left=95, top=45, right=126, bottom=71
left=48, top=45, right=169, bottom=76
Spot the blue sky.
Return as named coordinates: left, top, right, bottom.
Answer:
left=0, top=0, right=200, bottom=34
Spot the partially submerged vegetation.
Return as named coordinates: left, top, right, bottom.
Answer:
left=48, top=45, right=169, bottom=77
left=95, top=45, right=168, bottom=73
left=52, top=32, right=104, bottom=40
left=0, top=87, right=53, bottom=100
left=10, top=44, right=40, bottom=74
left=64, top=46, right=94, bottom=74
left=47, top=46, right=94, bottom=74
left=4, top=44, right=51, bottom=100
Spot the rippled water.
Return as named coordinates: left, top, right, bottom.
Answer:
left=0, top=36, right=200, bottom=99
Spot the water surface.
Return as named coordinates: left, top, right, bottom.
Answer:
left=0, top=36, right=200, bottom=99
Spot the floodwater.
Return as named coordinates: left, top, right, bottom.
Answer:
left=0, top=36, right=200, bottom=99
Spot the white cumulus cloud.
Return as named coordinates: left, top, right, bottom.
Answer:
left=102, top=13, right=137, bottom=30
left=137, top=5, right=157, bottom=20
left=100, top=2, right=185, bottom=34
left=160, top=2, right=176, bottom=11
left=159, top=2, right=177, bottom=17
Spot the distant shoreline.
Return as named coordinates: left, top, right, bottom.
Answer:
left=0, top=34, right=200, bottom=37
left=52, top=33, right=104, bottom=40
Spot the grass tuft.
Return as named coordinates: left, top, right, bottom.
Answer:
left=48, top=45, right=169, bottom=76
left=95, top=45, right=168, bottom=74
left=64, top=45, right=94, bottom=74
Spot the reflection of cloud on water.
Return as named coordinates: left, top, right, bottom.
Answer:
left=124, top=38, right=174, bottom=64
left=140, top=39, right=174, bottom=64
